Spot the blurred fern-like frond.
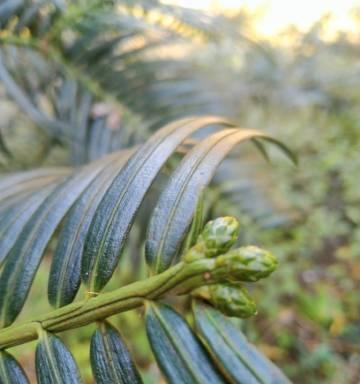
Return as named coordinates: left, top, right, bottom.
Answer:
left=0, top=0, right=234, bottom=165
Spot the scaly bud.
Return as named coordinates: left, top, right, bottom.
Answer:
left=214, top=246, right=278, bottom=283
left=192, top=283, right=257, bottom=318
left=210, top=284, right=257, bottom=318
left=184, top=216, right=240, bottom=262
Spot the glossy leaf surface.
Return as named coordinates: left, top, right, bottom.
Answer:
left=48, top=151, right=132, bottom=308
left=193, top=300, right=291, bottom=384
left=36, top=332, right=81, bottom=384
left=146, top=302, right=225, bottom=384
left=0, top=155, right=115, bottom=327
left=146, top=128, right=286, bottom=272
left=82, top=116, right=233, bottom=291
left=90, top=322, right=143, bottom=384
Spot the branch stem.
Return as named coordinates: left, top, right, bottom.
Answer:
left=0, top=258, right=216, bottom=350
left=0, top=34, right=123, bottom=113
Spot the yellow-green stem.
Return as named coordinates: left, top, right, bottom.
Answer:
left=0, top=258, right=216, bottom=350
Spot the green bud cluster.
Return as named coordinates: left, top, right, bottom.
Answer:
left=182, top=217, right=278, bottom=319
left=215, top=245, right=278, bottom=283
left=188, top=245, right=277, bottom=318
left=184, top=216, right=240, bottom=262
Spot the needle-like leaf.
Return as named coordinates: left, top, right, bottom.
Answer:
left=0, top=350, right=29, bottom=384
left=90, top=322, right=143, bottom=384
left=193, top=300, right=291, bottom=384
left=82, top=116, right=233, bottom=292
left=146, top=128, right=292, bottom=272
left=48, top=150, right=133, bottom=308
left=36, top=332, right=81, bottom=384
left=0, top=155, right=117, bottom=327
left=146, top=302, right=226, bottom=384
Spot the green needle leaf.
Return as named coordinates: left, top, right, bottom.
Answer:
left=0, top=350, right=29, bottom=384
left=90, top=322, right=143, bottom=384
left=0, top=155, right=116, bottom=327
left=145, top=302, right=226, bottom=384
left=48, top=151, right=133, bottom=308
left=146, top=128, right=288, bottom=273
left=193, top=300, right=291, bottom=384
left=82, top=116, right=234, bottom=292
left=0, top=185, right=58, bottom=268
left=36, top=332, right=81, bottom=384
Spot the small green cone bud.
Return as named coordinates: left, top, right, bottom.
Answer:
left=184, top=216, right=240, bottom=262
left=209, top=284, right=257, bottom=318
left=215, top=245, right=278, bottom=282
left=200, top=216, right=240, bottom=257
left=192, top=284, right=257, bottom=318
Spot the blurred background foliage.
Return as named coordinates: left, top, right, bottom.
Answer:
left=0, top=0, right=359, bottom=383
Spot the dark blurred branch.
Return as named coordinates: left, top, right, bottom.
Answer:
left=0, top=50, right=66, bottom=135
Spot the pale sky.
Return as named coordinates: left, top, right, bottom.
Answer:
left=165, top=0, right=359, bottom=37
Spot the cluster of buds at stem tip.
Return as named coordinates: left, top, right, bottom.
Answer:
left=182, top=216, right=278, bottom=318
